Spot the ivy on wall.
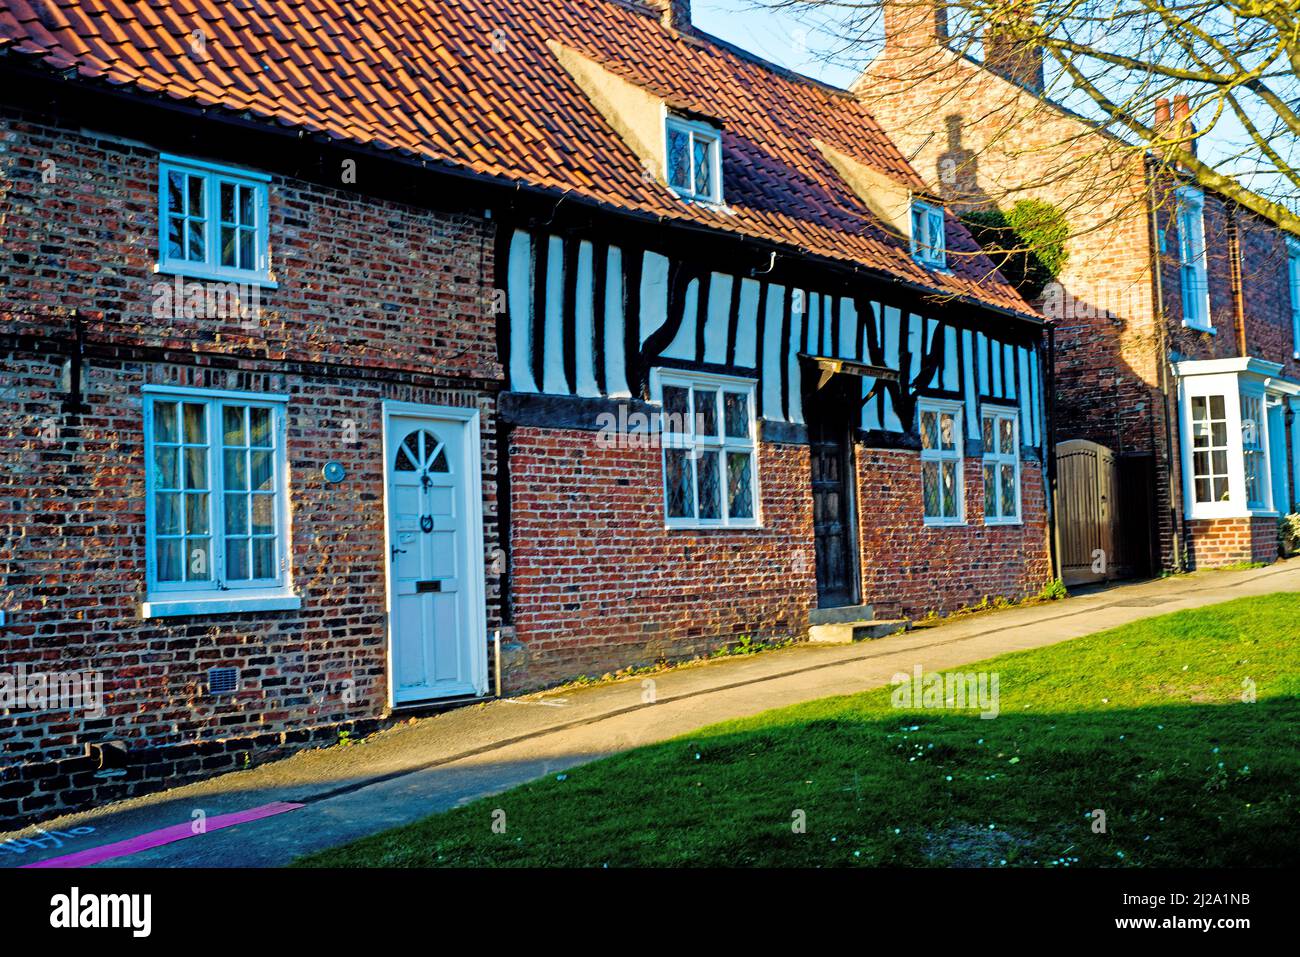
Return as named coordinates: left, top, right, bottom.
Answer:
left=962, top=199, right=1070, bottom=300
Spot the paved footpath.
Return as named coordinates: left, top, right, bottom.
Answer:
left=4, top=561, right=1297, bottom=868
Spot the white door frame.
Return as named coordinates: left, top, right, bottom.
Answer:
left=381, top=399, right=489, bottom=706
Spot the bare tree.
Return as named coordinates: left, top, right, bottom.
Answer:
left=765, top=0, right=1300, bottom=236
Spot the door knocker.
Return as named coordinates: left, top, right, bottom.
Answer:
left=420, top=515, right=434, bottom=533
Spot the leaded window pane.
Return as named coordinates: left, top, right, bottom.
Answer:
left=941, top=460, right=959, bottom=517
left=921, top=410, right=938, bottom=450
left=1000, top=464, right=1016, bottom=517
left=723, top=391, right=749, bottom=439
left=668, top=128, right=690, bottom=190
left=662, top=385, right=690, bottom=432
left=694, top=389, right=718, bottom=438
left=665, top=449, right=694, bottom=518
left=697, top=450, right=721, bottom=520
left=922, top=461, right=940, bottom=517
left=727, top=451, right=753, bottom=519
left=693, top=137, right=713, bottom=197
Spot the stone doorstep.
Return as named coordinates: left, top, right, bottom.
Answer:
left=807, top=619, right=911, bottom=644
left=808, top=604, right=875, bottom=625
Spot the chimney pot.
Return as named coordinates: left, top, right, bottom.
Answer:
left=1154, top=97, right=1172, bottom=126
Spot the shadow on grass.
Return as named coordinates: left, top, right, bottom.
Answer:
left=298, top=695, right=1299, bottom=868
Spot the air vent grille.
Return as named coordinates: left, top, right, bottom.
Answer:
left=208, top=667, right=239, bottom=694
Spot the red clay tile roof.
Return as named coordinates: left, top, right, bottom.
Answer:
left=0, top=0, right=1033, bottom=315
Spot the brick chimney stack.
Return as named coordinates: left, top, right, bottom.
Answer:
left=650, top=0, right=692, bottom=32
left=983, top=3, right=1045, bottom=93
left=882, top=0, right=950, bottom=53
left=1173, top=93, right=1196, bottom=156
left=1155, top=94, right=1197, bottom=157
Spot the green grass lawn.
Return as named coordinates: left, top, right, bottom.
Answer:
left=298, top=594, right=1300, bottom=868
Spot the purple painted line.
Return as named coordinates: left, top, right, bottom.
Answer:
left=22, top=801, right=304, bottom=868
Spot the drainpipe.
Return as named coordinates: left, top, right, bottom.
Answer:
left=1227, top=208, right=1248, bottom=355
left=1147, top=164, right=1183, bottom=573
left=1045, top=320, right=1060, bottom=580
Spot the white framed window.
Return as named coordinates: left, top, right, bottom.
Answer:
left=1176, top=187, right=1210, bottom=330
left=142, top=386, right=296, bottom=618
left=1240, top=390, right=1267, bottom=509
left=1176, top=360, right=1283, bottom=520
left=158, top=154, right=273, bottom=284
left=1189, top=393, right=1232, bottom=505
left=651, top=369, right=758, bottom=528
left=919, top=398, right=964, bottom=525
left=1288, top=238, right=1299, bottom=357
left=665, top=115, right=723, bottom=204
left=910, top=199, right=947, bottom=269
left=981, top=406, right=1020, bottom=524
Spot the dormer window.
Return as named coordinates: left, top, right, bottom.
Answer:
left=911, top=199, right=946, bottom=268
left=666, top=115, right=722, bottom=204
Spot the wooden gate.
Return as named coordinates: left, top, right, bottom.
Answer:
left=1055, top=439, right=1126, bottom=586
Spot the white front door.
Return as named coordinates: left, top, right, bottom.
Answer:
left=384, top=407, right=487, bottom=704
left=1268, top=400, right=1290, bottom=513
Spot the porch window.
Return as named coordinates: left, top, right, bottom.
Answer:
left=919, top=398, right=963, bottom=525
left=981, top=407, right=1020, bottom=523
left=1189, top=394, right=1231, bottom=504
left=1240, top=392, right=1266, bottom=509
left=1177, top=187, right=1210, bottom=331
left=651, top=370, right=759, bottom=528
left=158, top=154, right=272, bottom=283
left=142, top=386, right=294, bottom=616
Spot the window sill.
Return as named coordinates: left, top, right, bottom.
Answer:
left=984, top=517, right=1023, bottom=527
left=153, top=262, right=279, bottom=289
left=1185, top=508, right=1277, bottom=522
left=912, top=258, right=950, bottom=273
left=923, top=518, right=966, bottom=528
left=664, top=521, right=764, bottom=532
left=140, top=593, right=301, bottom=619
left=1182, top=320, right=1215, bottom=335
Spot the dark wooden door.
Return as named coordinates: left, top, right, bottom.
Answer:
left=1055, top=439, right=1150, bottom=584
left=807, top=383, right=858, bottom=607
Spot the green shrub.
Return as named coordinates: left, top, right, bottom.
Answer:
left=1035, top=578, right=1068, bottom=602
left=1279, top=513, right=1300, bottom=558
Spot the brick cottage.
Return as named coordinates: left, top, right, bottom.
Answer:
left=0, top=0, right=1050, bottom=826
left=861, top=0, right=1300, bottom=580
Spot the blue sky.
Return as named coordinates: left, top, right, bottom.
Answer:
left=691, top=0, right=867, bottom=88
left=690, top=1, right=1291, bottom=204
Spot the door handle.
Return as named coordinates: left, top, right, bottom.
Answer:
left=391, top=546, right=407, bottom=559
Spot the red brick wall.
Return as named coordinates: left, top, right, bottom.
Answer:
left=506, top=427, right=1052, bottom=689
left=505, top=428, right=817, bottom=690
left=856, top=447, right=1051, bottom=619
left=1160, top=188, right=1298, bottom=379
left=863, top=37, right=1299, bottom=573
left=859, top=42, right=1179, bottom=572
left=1184, top=517, right=1279, bottom=568
left=0, top=105, right=500, bottom=825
